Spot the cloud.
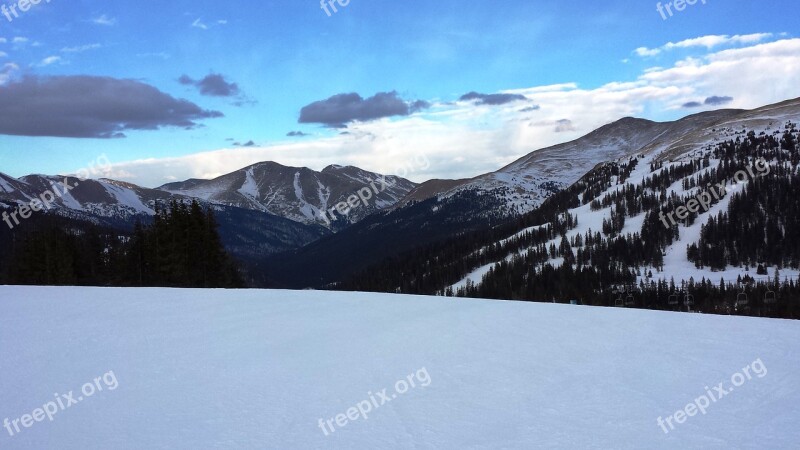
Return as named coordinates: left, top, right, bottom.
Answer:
left=0, top=38, right=6, bottom=43
left=639, top=38, right=800, bottom=109
left=635, top=33, right=773, bottom=57
left=0, top=62, right=18, bottom=85
left=137, top=52, right=170, bottom=60
left=92, top=15, right=117, bottom=26
left=233, top=140, right=256, bottom=147
left=519, top=105, right=541, bottom=112
left=0, top=75, right=223, bottom=138
left=179, top=73, right=241, bottom=97
left=12, top=37, right=28, bottom=44
left=0, top=51, right=6, bottom=58
left=667, top=34, right=773, bottom=50
left=61, top=44, right=102, bottom=53
left=191, top=18, right=208, bottom=30
left=459, top=91, right=528, bottom=105
left=554, top=119, right=576, bottom=132
left=38, top=56, right=61, bottom=66
left=683, top=96, right=734, bottom=108
left=635, top=47, right=662, bottom=57
left=287, top=131, right=310, bottom=137
left=410, top=100, right=431, bottom=112
left=190, top=18, right=227, bottom=30
left=704, top=95, right=733, bottom=106
left=299, top=91, right=429, bottom=128
left=98, top=38, right=800, bottom=188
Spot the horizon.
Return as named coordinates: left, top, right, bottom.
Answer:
left=0, top=1, right=798, bottom=187
left=7, top=97, right=800, bottom=190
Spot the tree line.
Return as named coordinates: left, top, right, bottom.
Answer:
left=339, top=124, right=800, bottom=319
left=0, top=200, right=243, bottom=288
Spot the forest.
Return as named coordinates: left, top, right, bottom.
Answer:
left=340, top=125, right=800, bottom=319
left=0, top=200, right=243, bottom=288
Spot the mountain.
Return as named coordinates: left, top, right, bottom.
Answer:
left=0, top=175, right=169, bottom=226
left=261, top=100, right=800, bottom=289
left=339, top=98, right=800, bottom=317
left=2, top=98, right=798, bottom=296
left=0, top=174, right=328, bottom=270
left=159, top=162, right=418, bottom=229
left=400, top=110, right=755, bottom=214
left=259, top=188, right=513, bottom=288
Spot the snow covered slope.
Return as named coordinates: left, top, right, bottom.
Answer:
left=160, top=162, right=417, bottom=228
left=0, top=174, right=175, bottom=223
left=445, top=100, right=800, bottom=292
left=402, top=98, right=800, bottom=217
left=0, top=173, right=328, bottom=261
left=1, top=286, right=798, bottom=449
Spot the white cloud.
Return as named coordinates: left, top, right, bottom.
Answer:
left=12, top=37, right=28, bottom=44
left=39, top=56, right=62, bottom=66
left=635, top=47, right=662, bottom=57
left=92, top=15, right=117, bottom=26
left=102, top=38, right=800, bottom=188
left=137, top=52, right=170, bottom=60
left=0, top=62, right=18, bottom=85
left=191, top=18, right=208, bottom=30
left=635, top=33, right=773, bottom=57
left=61, top=44, right=101, bottom=53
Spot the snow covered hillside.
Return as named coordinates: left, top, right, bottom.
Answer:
left=1, top=287, right=798, bottom=449
left=403, top=98, right=800, bottom=217
left=160, top=162, right=417, bottom=228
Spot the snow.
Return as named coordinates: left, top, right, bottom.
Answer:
left=1, top=286, right=798, bottom=449
left=459, top=130, right=800, bottom=292
left=0, top=174, right=18, bottom=194
left=293, top=172, right=317, bottom=221
left=101, top=183, right=155, bottom=215
left=449, top=262, right=496, bottom=291
left=48, top=180, right=83, bottom=210
left=237, top=167, right=260, bottom=199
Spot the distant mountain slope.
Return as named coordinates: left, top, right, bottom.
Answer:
left=398, top=108, right=783, bottom=214
left=0, top=174, right=328, bottom=274
left=159, top=162, right=417, bottom=228
left=339, top=98, right=800, bottom=314
left=259, top=189, right=514, bottom=288
left=260, top=99, right=800, bottom=289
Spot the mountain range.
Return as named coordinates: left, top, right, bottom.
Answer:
left=2, top=97, right=799, bottom=293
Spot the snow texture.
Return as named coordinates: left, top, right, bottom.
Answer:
left=1, top=286, right=798, bottom=449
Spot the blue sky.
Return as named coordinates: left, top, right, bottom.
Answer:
left=0, top=0, right=798, bottom=186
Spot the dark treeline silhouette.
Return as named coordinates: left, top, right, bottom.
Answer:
left=0, top=200, right=243, bottom=288
left=339, top=124, right=800, bottom=319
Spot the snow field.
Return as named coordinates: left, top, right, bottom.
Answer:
left=1, top=286, right=799, bottom=449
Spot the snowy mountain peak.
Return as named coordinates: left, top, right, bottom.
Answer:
left=400, top=99, right=800, bottom=217
left=158, top=161, right=418, bottom=227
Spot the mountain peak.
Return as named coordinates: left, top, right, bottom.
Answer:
left=158, top=162, right=418, bottom=227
